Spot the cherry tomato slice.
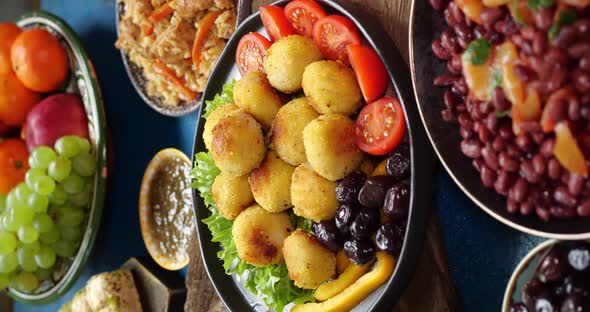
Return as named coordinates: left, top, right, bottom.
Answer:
left=236, top=32, right=272, bottom=76
left=355, top=97, right=406, bottom=156
left=260, top=5, right=296, bottom=42
left=313, top=15, right=361, bottom=65
left=284, top=0, right=327, bottom=37
left=347, top=44, right=387, bottom=103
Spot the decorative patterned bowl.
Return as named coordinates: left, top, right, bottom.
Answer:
left=8, top=11, right=109, bottom=305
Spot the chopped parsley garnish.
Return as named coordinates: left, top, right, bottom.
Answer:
left=526, top=0, right=554, bottom=10
left=495, top=110, right=511, bottom=118
left=548, top=9, right=577, bottom=40
left=463, top=38, right=492, bottom=66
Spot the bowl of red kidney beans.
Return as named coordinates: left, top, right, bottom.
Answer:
left=503, top=240, right=590, bottom=311
left=410, top=0, right=590, bottom=238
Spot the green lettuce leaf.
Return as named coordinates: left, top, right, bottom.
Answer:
left=190, top=81, right=315, bottom=312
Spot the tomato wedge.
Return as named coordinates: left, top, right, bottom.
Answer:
left=236, top=32, right=272, bottom=76
left=284, top=0, right=327, bottom=37
left=355, top=97, right=406, bottom=156
left=347, top=45, right=387, bottom=103
left=313, top=15, right=361, bottom=65
left=260, top=5, right=296, bottom=42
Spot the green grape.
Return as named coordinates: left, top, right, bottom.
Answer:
left=55, top=136, right=81, bottom=158
left=30, top=146, right=57, bottom=170
left=47, top=157, right=72, bottom=182
left=48, top=185, right=68, bottom=205
left=32, top=175, right=56, bottom=196
left=25, top=168, right=45, bottom=190
left=0, top=194, right=6, bottom=213
left=0, top=252, right=18, bottom=273
left=0, top=232, right=17, bottom=254
left=52, top=240, right=75, bottom=258
left=2, top=214, right=19, bottom=233
left=32, top=214, right=54, bottom=233
left=34, top=246, right=56, bottom=269
left=60, top=226, right=82, bottom=242
left=72, top=153, right=96, bottom=177
left=70, top=187, right=91, bottom=207
left=20, top=241, right=40, bottom=253
left=16, top=247, right=38, bottom=272
left=61, top=174, right=85, bottom=194
left=39, top=227, right=60, bottom=245
left=76, top=137, right=91, bottom=153
left=36, top=268, right=52, bottom=281
left=11, top=206, right=35, bottom=227
left=5, top=189, right=20, bottom=210
left=28, top=193, right=49, bottom=213
left=17, top=225, right=39, bottom=244
left=57, top=207, right=84, bottom=227
left=11, top=272, right=39, bottom=292
left=15, top=183, right=33, bottom=203
left=0, top=273, right=9, bottom=289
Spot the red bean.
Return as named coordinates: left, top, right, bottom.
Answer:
left=536, top=206, right=551, bottom=221
left=533, top=32, right=547, bottom=55
left=429, top=0, right=446, bottom=11
left=448, top=2, right=464, bottom=25
left=542, top=97, right=567, bottom=127
left=515, top=134, right=531, bottom=151
left=454, top=23, right=473, bottom=42
left=580, top=54, right=590, bottom=71
left=574, top=70, right=590, bottom=93
left=480, top=165, right=496, bottom=187
left=548, top=158, right=562, bottom=179
left=444, top=9, right=459, bottom=27
left=499, top=152, right=519, bottom=172
left=473, top=158, right=484, bottom=172
left=534, top=8, right=554, bottom=31
left=507, top=198, right=519, bottom=213
left=520, top=161, right=540, bottom=184
left=532, top=132, right=545, bottom=144
left=513, top=64, right=537, bottom=82
left=485, top=113, right=498, bottom=132
left=547, top=48, right=571, bottom=66
left=540, top=139, right=555, bottom=158
left=577, top=198, right=590, bottom=217
left=511, top=178, right=529, bottom=202
left=441, top=109, right=455, bottom=122
left=574, top=19, right=590, bottom=35
left=546, top=66, right=568, bottom=93
left=461, top=139, right=482, bottom=158
left=568, top=173, right=584, bottom=196
left=478, top=126, right=491, bottom=142
left=448, top=54, right=463, bottom=74
left=492, top=137, right=507, bottom=152
left=520, top=201, right=534, bottom=215
left=550, top=206, right=577, bottom=219
left=432, top=40, right=452, bottom=60
left=554, top=186, right=576, bottom=207
left=492, top=88, right=510, bottom=111
left=441, top=29, right=459, bottom=53
left=494, top=171, right=512, bottom=196
left=532, top=154, right=546, bottom=176
left=434, top=74, right=459, bottom=86
left=499, top=125, right=514, bottom=140
left=481, top=146, right=500, bottom=170
left=551, top=25, right=578, bottom=48
left=568, top=42, right=590, bottom=59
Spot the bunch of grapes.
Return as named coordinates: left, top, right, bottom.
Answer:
left=0, top=135, right=96, bottom=293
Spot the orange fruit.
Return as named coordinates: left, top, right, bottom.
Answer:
left=0, top=71, right=40, bottom=126
left=0, top=138, right=30, bottom=195
left=0, top=23, right=21, bottom=75
left=11, top=28, right=69, bottom=92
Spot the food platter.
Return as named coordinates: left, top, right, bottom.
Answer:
left=7, top=11, right=108, bottom=304
left=191, top=0, right=435, bottom=310
left=409, top=0, right=590, bottom=239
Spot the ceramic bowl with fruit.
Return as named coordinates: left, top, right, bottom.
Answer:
left=0, top=12, right=108, bottom=304
left=503, top=240, right=590, bottom=311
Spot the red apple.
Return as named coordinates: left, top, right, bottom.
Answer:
left=25, top=93, right=89, bottom=151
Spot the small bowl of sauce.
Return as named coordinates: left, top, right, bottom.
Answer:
left=140, top=148, right=195, bottom=271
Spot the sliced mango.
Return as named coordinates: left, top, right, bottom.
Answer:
left=496, top=42, right=524, bottom=107
left=292, top=252, right=395, bottom=312
left=454, top=0, right=484, bottom=24
left=462, top=53, right=496, bottom=102
left=554, top=122, right=588, bottom=177
left=370, top=159, right=387, bottom=177
left=482, top=0, right=510, bottom=6
left=336, top=250, right=350, bottom=275
left=315, top=260, right=374, bottom=301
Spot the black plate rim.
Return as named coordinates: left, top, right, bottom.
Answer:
left=191, top=0, right=437, bottom=310
left=408, top=0, right=590, bottom=240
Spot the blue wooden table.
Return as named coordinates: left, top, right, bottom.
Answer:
left=14, top=0, right=545, bottom=311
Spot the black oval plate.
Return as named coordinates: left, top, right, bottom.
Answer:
left=115, top=2, right=200, bottom=117
left=192, top=0, right=436, bottom=310
left=409, top=0, right=590, bottom=239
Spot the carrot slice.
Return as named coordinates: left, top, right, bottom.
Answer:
left=149, top=1, right=175, bottom=23
left=192, top=10, right=222, bottom=68
left=141, top=22, right=154, bottom=36
left=152, top=59, right=197, bottom=101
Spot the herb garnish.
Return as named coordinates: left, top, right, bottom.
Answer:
left=548, top=9, right=577, bottom=40
left=526, top=0, right=554, bottom=10
left=463, top=38, right=492, bottom=66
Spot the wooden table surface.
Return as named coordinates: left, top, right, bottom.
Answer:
left=185, top=0, right=463, bottom=311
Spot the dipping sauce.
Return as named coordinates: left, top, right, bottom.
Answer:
left=140, top=148, right=195, bottom=270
